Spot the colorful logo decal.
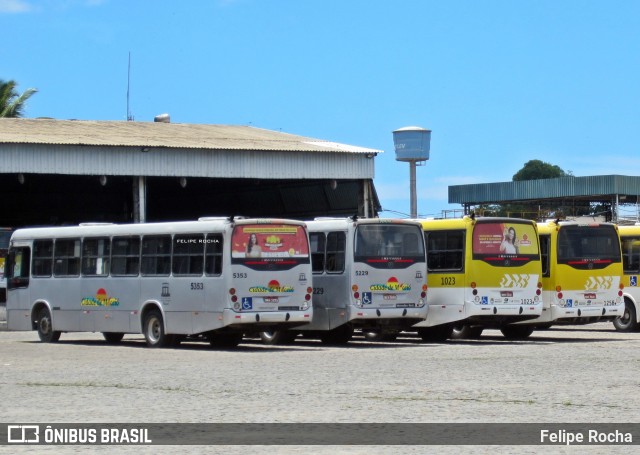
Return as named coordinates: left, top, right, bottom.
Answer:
left=370, top=276, right=411, bottom=292
left=81, top=288, right=120, bottom=307
left=584, top=276, right=614, bottom=291
left=500, top=273, right=531, bottom=288
left=249, top=279, right=294, bottom=293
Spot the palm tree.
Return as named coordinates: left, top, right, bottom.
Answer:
left=0, top=79, right=37, bottom=118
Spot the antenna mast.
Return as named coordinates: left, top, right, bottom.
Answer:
left=127, top=52, right=134, bottom=121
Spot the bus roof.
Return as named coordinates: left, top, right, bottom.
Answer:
left=306, top=217, right=423, bottom=231
left=10, top=218, right=307, bottom=241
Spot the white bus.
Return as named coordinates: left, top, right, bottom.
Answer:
left=260, top=217, right=428, bottom=344
left=613, top=225, right=640, bottom=332
left=5, top=218, right=313, bottom=347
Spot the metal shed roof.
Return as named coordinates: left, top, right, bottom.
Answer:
left=0, top=118, right=382, bottom=154
left=449, top=175, right=640, bottom=205
left=0, top=118, right=381, bottom=179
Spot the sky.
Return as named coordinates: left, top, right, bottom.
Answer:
left=2, top=0, right=640, bottom=219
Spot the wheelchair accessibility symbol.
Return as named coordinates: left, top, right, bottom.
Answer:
left=631, top=276, right=638, bottom=287
left=362, top=292, right=373, bottom=305
left=242, top=297, right=253, bottom=310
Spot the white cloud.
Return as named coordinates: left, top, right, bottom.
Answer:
left=0, top=0, right=32, bottom=13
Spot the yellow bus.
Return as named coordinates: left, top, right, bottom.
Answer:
left=414, top=216, right=543, bottom=340
left=614, top=225, right=640, bottom=332
left=525, top=220, right=625, bottom=329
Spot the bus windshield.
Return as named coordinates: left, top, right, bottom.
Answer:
left=557, top=224, right=621, bottom=269
left=231, top=223, right=310, bottom=270
left=472, top=220, right=539, bottom=266
left=354, top=224, right=425, bottom=268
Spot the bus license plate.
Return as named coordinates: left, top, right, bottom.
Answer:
left=264, top=297, right=280, bottom=304
left=383, top=294, right=397, bottom=300
left=500, top=291, right=513, bottom=297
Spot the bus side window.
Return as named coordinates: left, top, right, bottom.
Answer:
left=426, top=230, right=464, bottom=271
left=205, top=234, right=223, bottom=276
left=7, top=247, right=31, bottom=289
left=82, top=237, right=111, bottom=276
left=141, top=235, right=171, bottom=276
left=54, top=238, right=81, bottom=277
left=622, top=237, right=640, bottom=274
left=326, top=232, right=345, bottom=273
left=173, top=234, right=204, bottom=276
left=32, top=239, right=53, bottom=277
left=111, top=236, right=141, bottom=276
left=309, top=232, right=326, bottom=273
left=540, top=235, right=550, bottom=277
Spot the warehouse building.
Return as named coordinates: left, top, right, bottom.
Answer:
left=0, top=118, right=382, bottom=228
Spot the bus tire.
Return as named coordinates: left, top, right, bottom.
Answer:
left=417, top=325, right=453, bottom=342
left=259, top=331, right=297, bottom=345
left=36, top=307, right=61, bottom=343
left=209, top=332, right=243, bottom=348
left=451, top=324, right=483, bottom=339
left=500, top=325, right=534, bottom=340
left=363, top=330, right=398, bottom=342
left=103, top=332, right=124, bottom=344
left=320, top=325, right=353, bottom=345
left=143, top=309, right=170, bottom=348
left=612, top=299, right=639, bottom=332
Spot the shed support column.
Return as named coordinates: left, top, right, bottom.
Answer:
left=363, top=180, right=370, bottom=218
left=133, top=176, right=147, bottom=223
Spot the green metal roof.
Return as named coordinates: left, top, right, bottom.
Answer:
left=449, top=175, right=640, bottom=205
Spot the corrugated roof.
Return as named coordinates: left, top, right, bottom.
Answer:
left=449, top=175, right=640, bottom=205
left=0, top=118, right=383, bottom=155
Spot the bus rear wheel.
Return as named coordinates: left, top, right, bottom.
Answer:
left=613, top=300, right=639, bottom=332
left=36, top=307, right=61, bottom=343
left=259, top=331, right=297, bottom=345
left=103, top=332, right=124, bottom=344
left=500, top=325, right=534, bottom=340
left=143, top=309, right=170, bottom=348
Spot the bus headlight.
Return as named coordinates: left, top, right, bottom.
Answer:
left=417, top=299, right=425, bottom=307
left=233, top=302, right=241, bottom=311
left=354, top=299, right=363, bottom=308
left=301, top=302, right=310, bottom=311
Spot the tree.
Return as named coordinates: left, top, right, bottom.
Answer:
left=0, top=79, right=37, bottom=118
left=512, top=159, right=571, bottom=181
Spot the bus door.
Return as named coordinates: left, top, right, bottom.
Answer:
left=6, top=244, right=33, bottom=330
left=308, top=230, right=349, bottom=330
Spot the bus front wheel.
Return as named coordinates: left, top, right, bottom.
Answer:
left=417, top=325, right=453, bottom=342
left=209, top=332, right=243, bottom=348
left=259, top=331, right=297, bottom=345
left=613, top=300, right=639, bottom=332
left=320, top=325, right=353, bottom=345
left=143, top=309, right=170, bottom=348
left=451, top=324, right=483, bottom=340
left=36, top=307, right=61, bottom=343
left=500, top=325, right=534, bottom=340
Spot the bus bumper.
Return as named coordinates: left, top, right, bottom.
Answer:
left=222, top=309, right=312, bottom=329
left=347, top=306, right=427, bottom=326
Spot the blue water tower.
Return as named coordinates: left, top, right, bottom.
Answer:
left=392, top=126, right=432, bottom=218
left=393, top=126, right=431, bottom=162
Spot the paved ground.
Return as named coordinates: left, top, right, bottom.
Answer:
left=1, top=321, right=639, bottom=454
